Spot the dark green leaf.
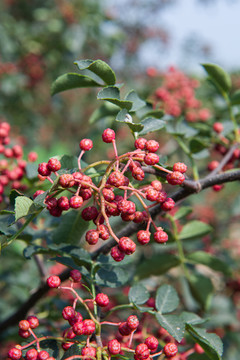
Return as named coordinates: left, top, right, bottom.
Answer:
left=74, top=59, right=116, bottom=85
left=61, top=344, right=82, bottom=360
left=97, top=87, right=132, bottom=110
left=186, top=324, right=223, bottom=360
left=202, top=63, right=232, bottom=94
left=179, top=221, right=212, bottom=241
left=69, top=248, right=92, bottom=268
left=125, top=90, right=146, bottom=112
left=129, top=284, right=150, bottom=305
left=40, top=339, right=59, bottom=359
left=180, top=311, right=206, bottom=325
left=15, top=196, right=37, bottom=221
left=230, top=89, right=240, bottom=105
left=51, top=73, right=101, bottom=96
left=190, top=139, right=208, bottom=154
left=155, top=284, right=179, bottom=314
left=137, top=253, right=181, bottom=279
left=173, top=206, right=192, bottom=220
left=51, top=210, right=90, bottom=244
left=59, top=154, right=78, bottom=169
left=188, top=273, right=213, bottom=310
left=96, top=266, right=130, bottom=288
left=139, top=117, right=165, bottom=136
left=155, top=314, right=185, bottom=342
left=51, top=256, right=79, bottom=269
left=186, top=251, right=232, bottom=276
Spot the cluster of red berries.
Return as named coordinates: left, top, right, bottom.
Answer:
left=0, top=118, right=38, bottom=204
left=7, top=273, right=179, bottom=360
left=153, top=66, right=211, bottom=122
left=7, top=271, right=207, bottom=360
left=34, top=129, right=187, bottom=261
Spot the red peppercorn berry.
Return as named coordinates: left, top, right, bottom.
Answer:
left=27, top=315, right=39, bottom=329
left=137, top=230, right=151, bottom=245
left=111, top=246, right=125, bottom=262
left=95, top=293, right=109, bottom=307
left=118, top=237, right=136, bottom=255
left=79, top=139, right=93, bottom=151
left=70, top=269, right=82, bottom=282
left=102, top=128, right=115, bottom=143
left=8, top=347, right=22, bottom=360
left=163, top=343, right=178, bottom=358
left=47, top=158, right=61, bottom=172
left=25, top=348, right=38, bottom=360
left=47, top=275, right=61, bottom=288
left=108, top=339, right=121, bottom=355
left=153, top=229, right=168, bottom=243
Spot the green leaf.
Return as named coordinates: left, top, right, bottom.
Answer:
left=202, top=63, right=232, bottom=94
left=40, top=339, right=59, bottom=359
left=51, top=256, right=79, bottom=269
left=180, top=311, right=206, bottom=325
left=97, top=87, right=132, bottom=110
left=230, top=89, right=240, bottom=105
left=186, top=251, right=232, bottom=276
left=155, top=284, right=179, bottom=314
left=96, top=267, right=130, bottom=288
left=68, top=248, right=92, bottom=268
left=139, top=117, right=165, bottom=136
left=125, top=90, right=146, bottom=112
left=188, top=273, right=213, bottom=310
left=136, top=253, right=181, bottom=279
left=74, top=59, right=116, bottom=85
left=51, top=73, right=102, bottom=96
left=186, top=324, right=223, bottom=360
left=51, top=210, right=90, bottom=244
left=61, top=344, right=82, bottom=360
left=189, top=139, right=208, bottom=154
left=59, top=154, right=78, bottom=169
left=15, top=196, right=37, bottom=221
left=129, top=284, right=150, bottom=305
left=173, top=206, right=192, bottom=220
left=155, top=314, right=185, bottom=342
left=116, top=109, right=144, bottom=133
left=179, top=221, right=212, bottom=241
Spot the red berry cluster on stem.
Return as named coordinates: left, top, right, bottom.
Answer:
left=35, top=129, right=187, bottom=261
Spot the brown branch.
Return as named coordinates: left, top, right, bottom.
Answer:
left=1, top=169, right=240, bottom=335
